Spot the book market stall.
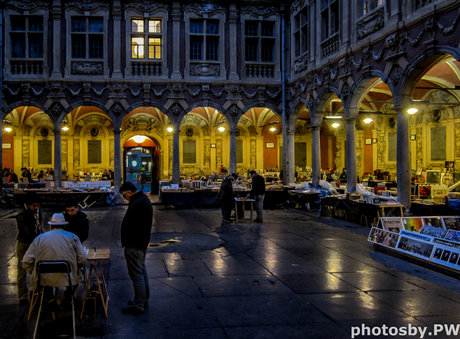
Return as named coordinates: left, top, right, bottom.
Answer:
left=368, top=216, right=460, bottom=274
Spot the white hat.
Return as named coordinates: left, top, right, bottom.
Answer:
left=48, top=213, right=68, bottom=225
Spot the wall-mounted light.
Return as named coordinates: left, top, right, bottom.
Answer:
left=62, top=120, right=69, bottom=131
left=166, top=127, right=173, bottom=132
left=332, top=123, right=340, bottom=128
left=363, top=117, right=373, bottom=124
left=407, top=108, right=418, bottom=114
left=218, top=126, right=225, bottom=132
left=269, top=127, right=276, bottom=131
left=4, top=127, right=12, bottom=132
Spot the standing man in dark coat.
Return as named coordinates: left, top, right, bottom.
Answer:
left=218, top=175, right=235, bottom=223
left=119, top=181, right=153, bottom=314
left=15, top=193, right=43, bottom=305
left=247, top=170, right=265, bottom=223
left=64, top=200, right=90, bottom=243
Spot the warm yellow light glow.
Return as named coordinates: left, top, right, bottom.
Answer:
left=332, top=123, right=340, bottom=128
left=4, top=127, right=12, bottom=132
left=407, top=108, right=419, bottom=114
left=166, top=127, right=173, bottom=132
left=132, top=135, right=147, bottom=143
left=62, top=126, right=69, bottom=131
left=363, top=118, right=373, bottom=124
left=270, top=127, right=276, bottom=131
left=218, top=126, right=225, bottom=132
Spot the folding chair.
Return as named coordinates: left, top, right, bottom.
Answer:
left=32, top=260, right=76, bottom=339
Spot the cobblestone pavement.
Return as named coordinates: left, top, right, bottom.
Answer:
left=1, top=203, right=460, bottom=339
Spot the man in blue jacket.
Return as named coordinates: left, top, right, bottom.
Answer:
left=119, top=181, right=153, bottom=314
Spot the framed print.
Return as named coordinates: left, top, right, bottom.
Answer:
left=365, top=138, right=372, bottom=145
left=210, top=143, right=216, bottom=148
left=2, top=143, right=12, bottom=149
left=373, top=138, right=377, bottom=144
left=266, top=142, right=275, bottom=149
left=380, top=217, right=404, bottom=233
left=410, top=135, right=416, bottom=141
left=368, top=227, right=399, bottom=249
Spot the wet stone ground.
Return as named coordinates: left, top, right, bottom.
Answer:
left=1, top=202, right=460, bottom=338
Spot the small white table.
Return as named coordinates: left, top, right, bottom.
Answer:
left=234, top=197, right=256, bottom=222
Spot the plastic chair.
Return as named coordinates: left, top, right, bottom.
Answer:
left=32, top=260, right=76, bottom=339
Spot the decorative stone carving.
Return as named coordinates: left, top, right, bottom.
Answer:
left=341, top=83, right=350, bottom=101
left=190, top=64, right=220, bottom=77
left=241, top=6, right=276, bottom=16
left=250, top=139, right=256, bottom=166
left=356, top=9, right=384, bottom=40
left=125, top=1, right=169, bottom=12
left=216, top=140, right=222, bottom=168
left=204, top=139, right=211, bottom=167
left=109, top=139, right=114, bottom=167
left=22, top=139, right=30, bottom=168
left=184, top=3, right=224, bottom=13
left=122, top=115, right=163, bottom=138
left=294, top=55, right=308, bottom=73
left=73, top=139, right=80, bottom=168
left=455, top=123, right=460, bottom=158
left=416, top=127, right=423, bottom=168
left=71, top=62, right=103, bottom=75
left=61, top=139, right=68, bottom=171
left=171, top=103, right=182, bottom=116
left=65, top=1, right=109, bottom=10
left=111, top=103, right=123, bottom=116
left=8, top=1, right=47, bottom=10
left=437, top=13, right=460, bottom=35
left=49, top=102, right=64, bottom=117
left=168, top=139, right=173, bottom=175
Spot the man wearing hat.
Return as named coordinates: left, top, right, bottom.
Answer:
left=22, top=213, right=87, bottom=303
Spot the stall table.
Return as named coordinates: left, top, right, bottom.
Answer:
left=286, top=190, right=321, bottom=210
left=160, top=189, right=286, bottom=209
left=13, top=190, right=111, bottom=207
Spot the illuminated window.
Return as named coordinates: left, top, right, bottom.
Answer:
left=131, top=19, right=162, bottom=59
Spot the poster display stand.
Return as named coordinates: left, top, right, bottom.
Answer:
left=368, top=216, right=460, bottom=273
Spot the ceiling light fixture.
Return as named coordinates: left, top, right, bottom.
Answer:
left=269, top=127, right=276, bottom=131
left=218, top=126, right=225, bottom=132
left=166, top=127, right=173, bottom=132
left=4, top=127, right=12, bottom=132
left=332, top=123, right=340, bottom=128
left=407, top=108, right=419, bottom=114
left=132, top=135, right=147, bottom=144
left=62, top=126, right=69, bottom=131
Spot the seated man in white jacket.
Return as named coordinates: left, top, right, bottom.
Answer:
left=23, top=213, right=87, bottom=305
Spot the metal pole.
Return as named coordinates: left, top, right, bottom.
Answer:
left=281, top=5, right=287, bottom=184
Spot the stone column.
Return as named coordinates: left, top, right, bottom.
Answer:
left=54, top=129, right=62, bottom=187
left=112, top=1, right=122, bottom=78
left=113, top=129, right=122, bottom=192
left=346, top=118, right=357, bottom=193
left=228, top=5, right=239, bottom=80
left=311, top=125, right=321, bottom=187
left=229, top=129, right=237, bottom=174
left=171, top=2, right=182, bottom=79
left=172, top=130, right=180, bottom=183
left=50, top=0, right=62, bottom=78
left=284, top=130, right=295, bottom=184
left=396, top=107, right=411, bottom=210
